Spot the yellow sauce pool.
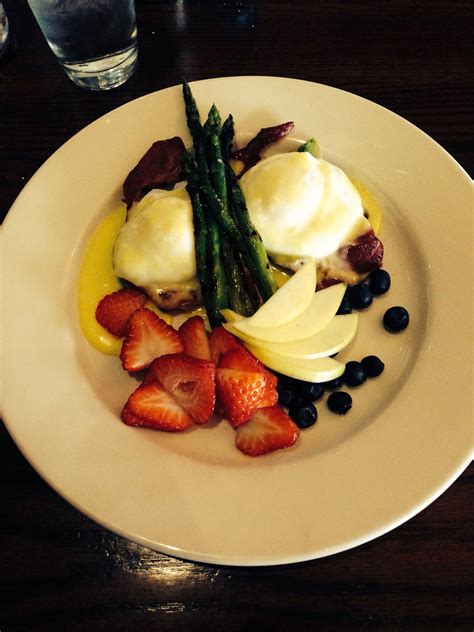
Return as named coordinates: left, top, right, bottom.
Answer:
left=350, top=177, right=383, bottom=235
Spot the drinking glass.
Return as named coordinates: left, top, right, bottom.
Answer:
left=27, top=0, right=138, bottom=90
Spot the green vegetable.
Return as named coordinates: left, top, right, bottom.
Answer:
left=297, top=138, right=321, bottom=158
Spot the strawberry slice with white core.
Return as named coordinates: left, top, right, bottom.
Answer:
left=120, top=308, right=183, bottom=372
left=235, top=405, right=300, bottom=456
left=215, top=367, right=267, bottom=427
left=150, top=353, right=216, bottom=424
left=123, top=380, right=194, bottom=432
left=178, top=315, right=212, bottom=361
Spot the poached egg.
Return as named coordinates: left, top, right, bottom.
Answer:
left=113, top=187, right=201, bottom=310
left=240, top=151, right=371, bottom=269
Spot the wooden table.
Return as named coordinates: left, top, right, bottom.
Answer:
left=1, top=1, right=472, bottom=629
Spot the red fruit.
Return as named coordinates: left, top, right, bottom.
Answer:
left=178, top=315, right=212, bottom=361
left=122, top=380, right=194, bottom=432
left=215, top=368, right=267, bottom=427
left=95, top=287, right=146, bottom=337
left=219, top=347, right=278, bottom=408
left=121, top=402, right=145, bottom=427
left=208, top=326, right=242, bottom=365
left=235, top=405, right=300, bottom=457
left=120, top=308, right=183, bottom=372
left=150, top=353, right=216, bottom=424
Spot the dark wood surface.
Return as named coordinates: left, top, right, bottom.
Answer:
left=1, top=1, right=473, bottom=630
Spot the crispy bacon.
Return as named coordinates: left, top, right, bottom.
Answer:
left=317, top=230, right=384, bottom=289
left=231, top=122, right=295, bottom=175
left=123, top=137, right=186, bottom=209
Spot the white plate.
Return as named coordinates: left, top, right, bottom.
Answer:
left=2, top=77, right=472, bottom=566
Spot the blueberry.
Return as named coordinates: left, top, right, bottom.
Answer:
left=343, top=361, right=367, bottom=387
left=323, top=376, right=344, bottom=390
left=296, top=381, right=324, bottom=401
left=278, top=386, right=296, bottom=407
left=289, top=400, right=318, bottom=428
left=361, top=355, right=385, bottom=377
left=348, top=283, right=373, bottom=310
left=327, top=391, right=352, bottom=415
left=383, top=306, right=409, bottom=332
left=369, top=269, right=391, bottom=295
left=337, top=289, right=352, bottom=315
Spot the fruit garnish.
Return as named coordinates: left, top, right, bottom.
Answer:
left=122, top=380, right=194, bottom=431
left=215, top=368, right=268, bottom=427
left=95, top=287, right=146, bottom=338
left=235, top=405, right=299, bottom=457
left=208, top=326, right=243, bottom=365
left=223, top=283, right=347, bottom=343
left=178, top=315, right=212, bottom=361
left=243, top=260, right=317, bottom=328
left=120, top=308, right=183, bottom=372
left=218, top=347, right=277, bottom=408
left=150, top=353, right=216, bottom=424
left=245, top=347, right=345, bottom=383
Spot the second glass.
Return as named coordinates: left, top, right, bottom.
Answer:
left=28, top=0, right=138, bottom=90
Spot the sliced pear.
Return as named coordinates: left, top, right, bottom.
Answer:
left=225, top=313, right=358, bottom=360
left=245, top=260, right=316, bottom=328
left=245, top=345, right=345, bottom=382
left=225, top=283, right=346, bottom=343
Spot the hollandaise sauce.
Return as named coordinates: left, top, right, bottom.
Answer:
left=350, top=177, right=383, bottom=236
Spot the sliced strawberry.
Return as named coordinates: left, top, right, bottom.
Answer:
left=150, top=353, right=216, bottom=424
left=218, top=347, right=278, bottom=408
left=235, top=405, right=300, bottom=457
left=178, top=315, right=212, bottom=361
left=215, top=367, right=267, bottom=427
left=123, top=379, right=194, bottom=432
left=121, top=402, right=145, bottom=427
left=120, top=308, right=183, bottom=372
left=95, top=287, right=146, bottom=337
left=208, top=326, right=242, bottom=365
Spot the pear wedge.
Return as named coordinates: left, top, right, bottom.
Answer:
left=245, top=260, right=317, bottom=328
left=224, top=313, right=358, bottom=360
left=244, top=346, right=345, bottom=382
left=223, top=283, right=346, bottom=343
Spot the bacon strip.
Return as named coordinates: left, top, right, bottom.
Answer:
left=231, top=122, right=295, bottom=175
left=123, top=137, right=186, bottom=208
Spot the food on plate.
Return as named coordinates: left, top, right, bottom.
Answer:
left=222, top=281, right=348, bottom=343
left=77, top=206, right=172, bottom=355
left=361, top=355, right=385, bottom=378
left=239, top=151, right=383, bottom=287
left=342, top=361, right=367, bottom=388
left=77, top=79, right=410, bottom=456
left=383, top=306, right=410, bottom=332
left=288, top=399, right=318, bottom=429
left=113, top=188, right=202, bottom=311
left=327, top=391, right=353, bottom=415
left=120, top=308, right=183, bottom=372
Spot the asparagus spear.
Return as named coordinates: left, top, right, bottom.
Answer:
left=182, top=79, right=202, bottom=149
left=201, top=109, right=278, bottom=301
left=183, top=151, right=227, bottom=327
